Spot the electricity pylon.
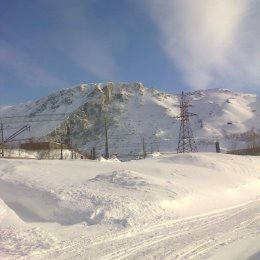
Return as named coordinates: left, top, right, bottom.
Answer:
left=177, top=92, right=198, bottom=153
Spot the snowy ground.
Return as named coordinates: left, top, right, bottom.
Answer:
left=0, top=153, right=260, bottom=259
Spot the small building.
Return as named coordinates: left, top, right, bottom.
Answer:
left=20, top=141, right=69, bottom=150
left=20, top=141, right=80, bottom=160
left=227, top=146, right=260, bottom=156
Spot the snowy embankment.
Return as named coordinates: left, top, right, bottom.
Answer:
left=0, top=153, right=260, bottom=259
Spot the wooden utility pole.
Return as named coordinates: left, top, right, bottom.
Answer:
left=1, top=123, right=4, bottom=157
left=104, top=116, right=109, bottom=159
left=142, top=137, right=146, bottom=159
left=60, top=143, right=63, bottom=160
left=215, top=141, right=221, bottom=153
left=91, top=147, right=96, bottom=160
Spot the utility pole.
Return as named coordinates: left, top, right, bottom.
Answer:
left=60, top=143, right=63, bottom=160
left=1, top=123, right=4, bottom=157
left=177, top=92, right=198, bottom=153
left=104, top=115, right=109, bottom=159
left=0, top=124, right=30, bottom=157
left=142, top=136, right=147, bottom=158
left=215, top=141, right=221, bottom=153
left=91, top=147, right=96, bottom=160
left=65, top=122, right=71, bottom=147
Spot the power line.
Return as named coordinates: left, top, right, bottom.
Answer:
left=4, top=125, right=30, bottom=143
left=0, top=113, right=74, bottom=157
left=0, top=113, right=71, bottom=124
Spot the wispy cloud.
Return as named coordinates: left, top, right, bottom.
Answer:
left=0, top=41, right=65, bottom=88
left=0, top=0, right=119, bottom=94
left=49, top=0, right=119, bottom=80
left=145, top=0, right=260, bottom=92
left=59, top=32, right=118, bottom=80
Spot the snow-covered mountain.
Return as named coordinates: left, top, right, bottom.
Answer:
left=0, top=82, right=259, bottom=158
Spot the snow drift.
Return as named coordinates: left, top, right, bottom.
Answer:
left=0, top=153, right=260, bottom=259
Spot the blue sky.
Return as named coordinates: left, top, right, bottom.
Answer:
left=1, top=0, right=259, bottom=105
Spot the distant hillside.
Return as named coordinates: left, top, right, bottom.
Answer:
left=0, top=83, right=259, bottom=159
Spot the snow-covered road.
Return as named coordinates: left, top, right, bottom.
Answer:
left=32, top=200, right=260, bottom=260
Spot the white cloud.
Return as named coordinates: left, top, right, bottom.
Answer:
left=146, top=0, right=260, bottom=92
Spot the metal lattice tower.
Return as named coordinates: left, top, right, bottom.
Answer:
left=177, top=92, right=198, bottom=153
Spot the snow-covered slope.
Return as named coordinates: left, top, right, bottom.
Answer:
left=0, top=83, right=259, bottom=158
left=0, top=153, right=260, bottom=259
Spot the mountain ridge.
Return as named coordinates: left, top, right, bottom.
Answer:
left=0, top=82, right=259, bottom=159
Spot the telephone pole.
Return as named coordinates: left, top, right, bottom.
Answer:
left=142, top=136, right=147, bottom=159
left=1, top=123, right=4, bottom=157
left=177, top=92, right=198, bottom=153
left=104, top=115, right=109, bottom=159
left=60, top=143, right=63, bottom=160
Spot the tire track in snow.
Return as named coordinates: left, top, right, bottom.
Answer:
left=31, top=207, right=227, bottom=260
left=93, top=200, right=260, bottom=260
left=168, top=202, right=260, bottom=260
left=31, top=199, right=260, bottom=260
left=174, top=213, right=260, bottom=260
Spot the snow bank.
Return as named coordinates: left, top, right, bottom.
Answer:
left=0, top=198, right=60, bottom=259
left=0, top=153, right=259, bottom=259
left=1, top=154, right=260, bottom=226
